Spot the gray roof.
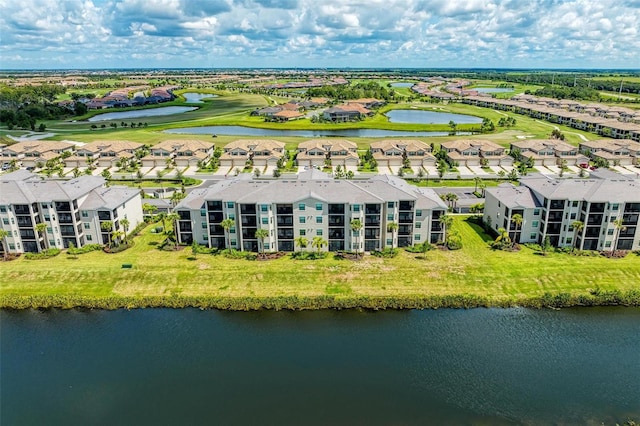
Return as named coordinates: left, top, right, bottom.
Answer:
left=0, top=170, right=41, bottom=181
left=79, top=186, right=140, bottom=210
left=520, top=176, right=640, bottom=203
left=486, top=183, right=542, bottom=209
left=175, top=174, right=447, bottom=210
left=0, top=175, right=105, bottom=205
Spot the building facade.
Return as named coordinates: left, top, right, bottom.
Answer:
left=174, top=171, right=447, bottom=252
left=484, top=176, right=640, bottom=251
left=0, top=172, right=143, bottom=254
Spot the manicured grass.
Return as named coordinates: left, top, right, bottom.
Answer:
left=2, top=217, right=638, bottom=306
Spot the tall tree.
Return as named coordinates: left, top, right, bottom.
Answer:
left=221, top=218, right=235, bottom=251
left=387, top=222, right=399, bottom=248
left=166, top=213, right=180, bottom=246
left=350, top=219, right=363, bottom=258
left=510, top=214, right=523, bottom=247
left=439, top=214, right=453, bottom=245
left=0, top=229, right=10, bottom=261
left=571, top=220, right=585, bottom=252
left=121, top=218, right=130, bottom=244
left=34, top=222, right=48, bottom=251
left=612, top=218, right=626, bottom=251
left=101, top=220, right=113, bottom=249
left=255, top=228, right=269, bottom=257
left=294, top=236, right=308, bottom=252
left=311, top=236, right=327, bottom=254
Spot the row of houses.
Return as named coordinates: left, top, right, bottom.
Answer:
left=173, top=170, right=448, bottom=252
left=0, top=171, right=143, bottom=254
left=512, top=94, right=640, bottom=123
left=322, top=98, right=385, bottom=122
left=462, top=95, right=640, bottom=141
left=484, top=175, right=640, bottom=251
left=85, top=85, right=178, bottom=110
left=251, top=98, right=331, bottom=121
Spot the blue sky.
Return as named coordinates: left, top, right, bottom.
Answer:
left=1, top=0, right=639, bottom=70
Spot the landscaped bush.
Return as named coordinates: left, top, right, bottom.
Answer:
left=405, top=243, right=433, bottom=254
left=600, top=250, right=629, bottom=259
left=446, top=231, right=463, bottom=250
left=371, top=248, right=399, bottom=258
left=223, top=249, right=247, bottom=259
left=290, top=251, right=328, bottom=260
left=67, top=244, right=102, bottom=255
left=105, top=241, right=134, bottom=254
left=24, top=248, right=61, bottom=260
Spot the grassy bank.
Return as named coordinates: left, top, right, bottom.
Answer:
left=2, top=216, right=639, bottom=310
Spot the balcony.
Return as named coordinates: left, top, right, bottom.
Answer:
left=329, top=216, right=344, bottom=226
left=328, top=204, right=345, bottom=214
left=276, top=205, right=293, bottom=215
left=207, top=200, right=223, bottom=211
left=277, top=216, right=293, bottom=226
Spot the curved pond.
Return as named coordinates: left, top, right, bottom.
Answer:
left=181, top=92, right=219, bottom=103
left=475, top=87, right=514, bottom=93
left=387, top=109, right=483, bottom=124
left=164, top=125, right=469, bottom=138
left=88, top=106, right=198, bottom=122
left=390, top=82, right=415, bottom=88
left=2, top=307, right=639, bottom=424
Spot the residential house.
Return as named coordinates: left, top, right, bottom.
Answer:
left=323, top=103, right=372, bottom=122
left=64, top=140, right=144, bottom=168
left=579, top=139, right=640, bottom=166
left=297, top=139, right=359, bottom=168
left=0, top=174, right=143, bottom=254
left=173, top=170, right=447, bottom=252
left=483, top=176, right=640, bottom=250
left=510, top=139, right=588, bottom=166
left=370, top=139, right=436, bottom=168
left=2, top=141, right=75, bottom=168
left=218, top=139, right=286, bottom=171
left=440, top=140, right=513, bottom=167
left=141, top=140, right=214, bottom=168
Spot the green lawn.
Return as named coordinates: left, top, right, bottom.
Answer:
left=2, top=217, right=638, bottom=307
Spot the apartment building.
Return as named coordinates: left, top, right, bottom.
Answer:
left=484, top=176, right=640, bottom=250
left=0, top=172, right=143, bottom=254
left=370, top=139, right=437, bottom=168
left=510, top=139, right=589, bottom=166
left=1, top=141, right=75, bottom=168
left=174, top=170, right=447, bottom=252
left=579, top=139, right=640, bottom=166
left=440, top=139, right=513, bottom=167
left=296, top=139, right=359, bottom=168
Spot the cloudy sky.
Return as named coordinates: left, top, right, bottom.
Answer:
left=1, top=0, right=639, bottom=70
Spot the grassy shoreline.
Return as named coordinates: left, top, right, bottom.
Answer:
left=2, top=216, right=639, bottom=310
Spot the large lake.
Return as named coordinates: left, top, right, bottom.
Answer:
left=387, top=109, right=483, bottom=124
left=181, top=92, right=219, bottom=103
left=2, top=307, right=639, bottom=425
left=88, top=106, right=198, bottom=122
left=164, top=125, right=466, bottom=138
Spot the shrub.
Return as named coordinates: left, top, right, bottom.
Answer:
left=67, top=244, right=102, bottom=255
left=371, top=248, right=399, bottom=258
left=105, top=241, right=134, bottom=254
left=24, top=248, right=61, bottom=260
left=290, top=251, right=328, bottom=260
left=446, top=231, right=463, bottom=250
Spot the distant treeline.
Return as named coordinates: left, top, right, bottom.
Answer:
left=532, top=85, right=601, bottom=101
left=307, top=81, right=393, bottom=101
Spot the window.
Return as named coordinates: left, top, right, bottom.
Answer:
left=227, top=202, right=234, bottom=209
left=607, top=229, right=614, bottom=235
left=387, top=214, right=394, bottom=221
left=605, top=241, right=611, bottom=248
left=261, top=217, right=268, bottom=225
left=47, top=227, right=52, bottom=233
left=532, top=221, right=539, bottom=228
left=200, top=209, right=206, bottom=217
left=530, top=233, right=537, bottom=239
left=261, top=205, right=269, bottom=212
left=264, top=243, right=270, bottom=250
left=566, top=237, right=572, bottom=244
left=299, top=216, right=306, bottom=224
left=299, top=203, right=306, bottom=211
left=2, top=218, right=7, bottom=225
left=386, top=238, right=392, bottom=245
left=86, top=235, right=92, bottom=241
left=415, top=222, right=421, bottom=228
left=414, top=234, right=421, bottom=241
left=416, top=210, right=422, bottom=217
left=610, top=216, right=616, bottom=223
left=612, top=203, right=619, bottom=211
left=570, top=213, right=577, bottom=220
left=534, top=209, right=540, bottom=215
left=572, top=201, right=578, bottom=207
left=228, top=214, right=235, bottom=220
left=316, top=216, right=322, bottom=224
left=83, top=223, right=90, bottom=229
left=299, top=229, right=306, bottom=236
left=353, top=204, right=360, bottom=212
left=9, top=243, right=15, bottom=250
left=202, top=222, right=207, bottom=229
left=0, top=206, right=5, bottom=213
left=49, top=239, right=55, bottom=245
left=315, top=203, right=323, bottom=211
left=81, top=211, right=88, bottom=217
left=387, top=202, right=394, bottom=208
left=230, top=239, right=237, bottom=246
left=230, top=227, right=236, bottom=234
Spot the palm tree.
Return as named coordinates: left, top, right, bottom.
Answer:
left=0, top=229, right=10, bottom=261
left=495, top=227, right=511, bottom=248
left=311, top=236, right=327, bottom=254
left=510, top=214, right=523, bottom=247
left=34, top=222, right=48, bottom=251
left=166, top=213, right=180, bottom=242
left=111, top=230, right=124, bottom=247
left=142, top=203, right=157, bottom=219
left=120, top=218, right=130, bottom=244
left=157, top=212, right=168, bottom=234
left=294, top=236, right=308, bottom=252
left=439, top=214, right=453, bottom=245
left=350, top=219, right=363, bottom=258
left=612, top=218, right=626, bottom=251
left=255, top=228, right=269, bottom=257
left=474, top=176, right=482, bottom=193
left=221, top=218, right=235, bottom=251
left=101, top=220, right=113, bottom=249
left=571, top=220, right=585, bottom=252
left=387, top=222, right=399, bottom=248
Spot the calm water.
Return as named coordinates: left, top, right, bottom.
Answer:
left=390, top=82, right=415, bottom=88
left=2, top=307, right=639, bottom=425
left=386, top=109, right=483, bottom=124
left=164, top=125, right=466, bottom=138
left=181, top=92, right=219, bottom=103
left=475, top=87, right=514, bottom=93
left=88, top=106, right=198, bottom=122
